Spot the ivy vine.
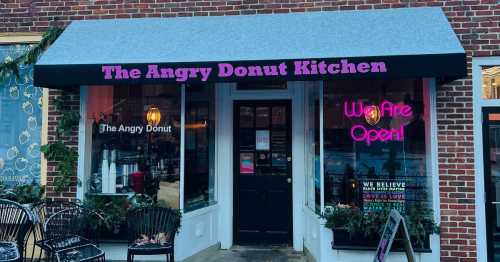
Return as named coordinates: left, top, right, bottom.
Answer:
left=40, top=141, right=78, bottom=192
left=0, top=27, right=80, bottom=193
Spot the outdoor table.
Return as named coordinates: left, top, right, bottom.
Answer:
left=56, top=244, right=105, bottom=262
left=0, top=241, right=20, bottom=262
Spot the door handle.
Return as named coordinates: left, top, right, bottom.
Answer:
left=491, top=202, right=500, bottom=205
left=287, top=178, right=292, bottom=184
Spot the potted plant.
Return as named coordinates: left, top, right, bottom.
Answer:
left=404, top=203, right=440, bottom=249
left=0, top=181, right=45, bottom=205
left=324, top=204, right=365, bottom=246
left=81, top=193, right=178, bottom=241
left=82, top=195, right=129, bottom=240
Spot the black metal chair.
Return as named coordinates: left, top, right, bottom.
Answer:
left=0, top=199, right=33, bottom=262
left=126, top=207, right=181, bottom=262
left=39, top=207, right=104, bottom=262
left=30, top=200, right=82, bottom=261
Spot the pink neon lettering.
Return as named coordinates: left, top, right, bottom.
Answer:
left=343, top=101, right=413, bottom=119
left=350, top=124, right=405, bottom=146
left=344, top=101, right=364, bottom=118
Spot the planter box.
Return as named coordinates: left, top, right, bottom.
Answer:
left=96, top=222, right=128, bottom=243
left=331, top=229, right=431, bottom=253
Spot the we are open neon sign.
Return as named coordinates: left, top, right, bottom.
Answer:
left=344, top=101, right=413, bottom=145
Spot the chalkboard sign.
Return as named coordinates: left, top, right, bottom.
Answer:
left=362, top=180, right=406, bottom=214
left=373, top=209, right=415, bottom=262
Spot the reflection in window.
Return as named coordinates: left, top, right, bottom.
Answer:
left=184, top=84, right=216, bottom=211
left=86, top=85, right=181, bottom=209
left=305, top=83, right=320, bottom=212
left=482, top=66, right=500, bottom=99
left=323, top=79, right=430, bottom=214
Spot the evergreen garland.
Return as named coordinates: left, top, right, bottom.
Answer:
left=0, top=27, right=64, bottom=83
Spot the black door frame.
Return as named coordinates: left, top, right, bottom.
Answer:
left=482, top=107, right=500, bottom=262
left=232, top=99, right=293, bottom=245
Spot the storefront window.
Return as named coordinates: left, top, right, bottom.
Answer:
left=0, top=44, right=42, bottom=186
left=482, top=66, right=500, bottom=99
left=184, top=84, right=216, bottom=211
left=323, top=79, right=430, bottom=214
left=86, top=85, right=180, bottom=209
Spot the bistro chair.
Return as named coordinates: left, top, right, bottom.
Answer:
left=30, top=200, right=82, bottom=261
left=126, top=207, right=181, bottom=262
left=39, top=207, right=105, bottom=262
left=0, top=199, right=33, bottom=262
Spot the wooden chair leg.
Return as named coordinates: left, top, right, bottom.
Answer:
left=35, top=248, right=43, bottom=262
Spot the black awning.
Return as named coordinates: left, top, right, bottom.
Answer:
left=34, top=7, right=466, bottom=88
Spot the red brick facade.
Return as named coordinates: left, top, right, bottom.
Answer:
left=2, top=1, right=498, bottom=261
left=45, top=88, right=80, bottom=201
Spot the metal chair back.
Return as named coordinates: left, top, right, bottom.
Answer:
left=127, top=207, right=181, bottom=246
left=44, top=207, right=104, bottom=243
left=0, top=198, right=33, bottom=260
left=31, top=200, right=81, bottom=239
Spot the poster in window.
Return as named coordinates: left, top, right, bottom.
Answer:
left=272, top=152, right=287, bottom=167
left=240, top=153, right=254, bottom=174
left=256, top=130, right=270, bottom=150
left=362, top=179, right=406, bottom=214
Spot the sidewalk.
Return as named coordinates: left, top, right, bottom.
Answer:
left=184, top=245, right=308, bottom=262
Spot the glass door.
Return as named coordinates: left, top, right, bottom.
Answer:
left=484, top=108, right=500, bottom=262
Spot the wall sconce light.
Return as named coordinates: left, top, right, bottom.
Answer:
left=364, top=105, right=381, bottom=126
left=146, top=106, right=161, bottom=126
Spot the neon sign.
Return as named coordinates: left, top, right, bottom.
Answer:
left=344, top=101, right=413, bottom=145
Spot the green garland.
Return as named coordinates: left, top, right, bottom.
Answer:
left=0, top=27, right=79, bottom=193
left=0, top=27, right=64, bottom=82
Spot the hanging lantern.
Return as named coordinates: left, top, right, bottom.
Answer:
left=146, top=107, right=161, bottom=126
left=364, top=105, right=381, bottom=126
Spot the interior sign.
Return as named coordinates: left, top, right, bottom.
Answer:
left=256, top=130, right=270, bottom=151
left=99, top=123, right=172, bottom=135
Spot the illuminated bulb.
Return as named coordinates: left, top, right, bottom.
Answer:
left=364, top=105, right=381, bottom=126
left=146, top=107, right=162, bottom=127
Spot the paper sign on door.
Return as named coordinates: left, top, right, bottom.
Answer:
left=256, top=130, right=270, bottom=150
left=240, top=153, right=254, bottom=174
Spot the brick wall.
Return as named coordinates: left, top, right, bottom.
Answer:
left=2, top=0, right=498, bottom=261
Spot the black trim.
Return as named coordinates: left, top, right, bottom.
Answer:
left=34, top=53, right=467, bottom=88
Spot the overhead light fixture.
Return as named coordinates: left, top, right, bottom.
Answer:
left=146, top=106, right=161, bottom=127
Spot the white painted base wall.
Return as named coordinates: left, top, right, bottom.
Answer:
left=102, top=205, right=220, bottom=261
